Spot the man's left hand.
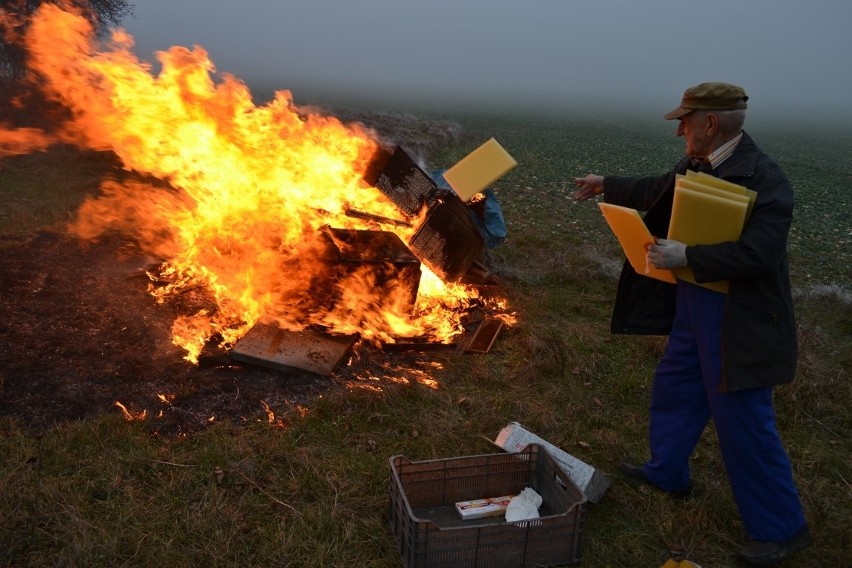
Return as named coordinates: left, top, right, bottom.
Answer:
left=649, top=239, right=688, bottom=268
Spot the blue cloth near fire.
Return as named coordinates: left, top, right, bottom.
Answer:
left=429, top=169, right=507, bottom=249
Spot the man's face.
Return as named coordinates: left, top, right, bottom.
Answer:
left=676, top=111, right=712, bottom=159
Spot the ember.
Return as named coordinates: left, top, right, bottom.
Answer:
left=0, top=5, right=515, bottom=372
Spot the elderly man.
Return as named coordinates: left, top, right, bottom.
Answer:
left=574, top=82, right=809, bottom=566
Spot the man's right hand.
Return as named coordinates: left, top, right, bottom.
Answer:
left=573, top=174, right=604, bottom=201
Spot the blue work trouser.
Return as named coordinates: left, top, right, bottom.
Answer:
left=642, top=281, right=806, bottom=541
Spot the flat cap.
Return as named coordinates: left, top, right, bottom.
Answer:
left=664, top=82, right=748, bottom=120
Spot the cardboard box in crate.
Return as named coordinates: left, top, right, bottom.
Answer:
left=389, top=444, right=587, bottom=568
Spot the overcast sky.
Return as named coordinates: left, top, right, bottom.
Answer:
left=120, top=0, right=851, bottom=119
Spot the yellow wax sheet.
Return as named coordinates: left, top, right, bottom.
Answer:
left=442, top=138, right=517, bottom=202
left=598, top=202, right=676, bottom=283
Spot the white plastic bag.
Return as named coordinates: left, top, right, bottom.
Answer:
left=505, top=487, right=542, bottom=522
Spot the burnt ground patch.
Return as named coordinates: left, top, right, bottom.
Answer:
left=0, top=230, right=410, bottom=435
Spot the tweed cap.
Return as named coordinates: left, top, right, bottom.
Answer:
left=664, top=82, right=748, bottom=120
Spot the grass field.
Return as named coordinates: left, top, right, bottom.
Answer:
left=1, top=106, right=850, bottom=567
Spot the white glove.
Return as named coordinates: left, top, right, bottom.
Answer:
left=649, top=239, right=688, bottom=269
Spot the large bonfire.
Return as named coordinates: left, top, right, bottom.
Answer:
left=0, top=4, right=510, bottom=363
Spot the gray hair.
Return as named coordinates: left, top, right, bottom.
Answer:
left=715, top=109, right=746, bottom=134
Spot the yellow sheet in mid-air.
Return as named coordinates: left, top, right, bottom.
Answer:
left=442, top=138, right=517, bottom=202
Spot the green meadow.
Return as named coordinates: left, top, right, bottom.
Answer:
left=1, top=107, right=849, bottom=567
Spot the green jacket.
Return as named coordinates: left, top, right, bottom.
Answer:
left=602, top=131, right=797, bottom=392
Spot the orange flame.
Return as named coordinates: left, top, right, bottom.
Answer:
left=2, top=5, right=508, bottom=363
left=114, top=400, right=147, bottom=421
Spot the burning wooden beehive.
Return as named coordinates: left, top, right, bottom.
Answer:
left=230, top=146, right=501, bottom=374
left=370, top=146, right=437, bottom=217
left=366, top=146, right=487, bottom=283
left=408, top=191, right=485, bottom=283
left=318, top=225, right=422, bottom=316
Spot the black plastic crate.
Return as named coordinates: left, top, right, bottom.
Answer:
left=389, top=444, right=587, bottom=567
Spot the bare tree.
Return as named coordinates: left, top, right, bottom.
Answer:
left=1, top=0, right=134, bottom=79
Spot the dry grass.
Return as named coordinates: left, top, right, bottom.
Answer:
left=1, top=108, right=849, bottom=567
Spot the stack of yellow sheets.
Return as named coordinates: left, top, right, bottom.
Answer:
left=667, top=171, right=756, bottom=293
left=598, top=171, right=755, bottom=293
